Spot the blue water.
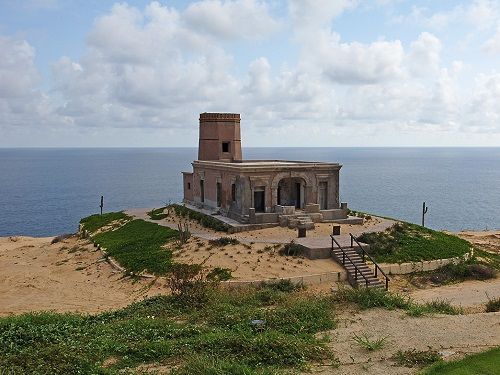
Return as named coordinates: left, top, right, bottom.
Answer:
left=0, top=148, right=499, bottom=236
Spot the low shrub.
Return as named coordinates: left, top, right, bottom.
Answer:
left=51, top=233, right=74, bottom=244
left=393, top=349, right=441, bottom=368
left=170, top=204, right=230, bottom=232
left=147, top=207, right=168, bottom=220
left=428, top=261, right=497, bottom=285
left=485, top=296, right=500, bottom=312
left=167, top=263, right=215, bottom=308
left=207, top=267, right=233, bottom=281
left=278, top=241, right=304, bottom=257
left=209, top=237, right=240, bottom=247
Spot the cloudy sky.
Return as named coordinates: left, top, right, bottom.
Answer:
left=1, top=0, right=500, bottom=147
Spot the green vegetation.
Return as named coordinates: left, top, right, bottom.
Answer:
left=93, top=219, right=178, bottom=275
left=207, top=267, right=233, bottom=281
left=417, top=260, right=497, bottom=285
left=170, top=204, right=230, bottom=232
left=147, top=207, right=168, bottom=220
left=485, top=297, right=500, bottom=312
left=0, top=284, right=337, bottom=375
left=421, top=347, right=500, bottom=375
left=333, top=287, right=462, bottom=316
left=475, top=248, right=500, bottom=271
left=208, top=237, right=240, bottom=246
left=278, top=241, right=305, bottom=257
left=352, top=333, right=386, bottom=351
left=80, top=211, right=130, bottom=233
left=358, top=222, right=471, bottom=263
left=393, top=349, right=441, bottom=368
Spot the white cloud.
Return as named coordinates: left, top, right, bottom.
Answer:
left=288, top=0, right=357, bottom=28
left=184, top=0, right=280, bottom=40
left=408, top=32, right=441, bottom=76
left=0, top=36, right=56, bottom=129
left=483, top=25, right=500, bottom=54
left=296, top=27, right=406, bottom=85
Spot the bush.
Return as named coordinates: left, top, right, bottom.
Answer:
left=393, top=349, right=441, bottom=368
left=278, top=241, right=304, bottom=257
left=147, top=207, right=168, bottom=220
left=207, top=267, right=233, bottom=281
left=428, top=261, right=497, bottom=285
left=485, top=297, right=500, bottom=312
left=167, top=264, right=216, bottom=307
left=209, top=237, right=240, bottom=247
left=170, top=204, right=230, bottom=232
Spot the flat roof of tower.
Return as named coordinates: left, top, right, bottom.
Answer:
left=187, top=159, right=341, bottom=172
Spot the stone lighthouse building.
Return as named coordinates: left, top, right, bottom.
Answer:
left=182, top=113, right=348, bottom=226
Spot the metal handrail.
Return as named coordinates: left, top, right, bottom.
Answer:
left=331, top=235, right=369, bottom=288
left=349, top=233, right=390, bottom=290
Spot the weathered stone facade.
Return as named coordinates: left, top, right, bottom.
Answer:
left=182, top=113, right=348, bottom=225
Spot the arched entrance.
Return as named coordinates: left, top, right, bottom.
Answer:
left=277, top=177, right=306, bottom=209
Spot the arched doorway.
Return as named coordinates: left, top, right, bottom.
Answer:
left=277, top=177, right=306, bottom=209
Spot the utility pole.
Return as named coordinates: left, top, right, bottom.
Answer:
left=422, top=202, right=428, bottom=227
left=100, top=196, right=104, bottom=215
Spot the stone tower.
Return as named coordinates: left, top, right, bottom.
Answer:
left=198, top=113, right=242, bottom=162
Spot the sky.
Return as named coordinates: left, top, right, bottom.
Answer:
left=1, top=0, right=500, bottom=147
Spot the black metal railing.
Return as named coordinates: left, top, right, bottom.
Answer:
left=349, top=233, right=390, bottom=290
left=331, top=235, right=369, bottom=288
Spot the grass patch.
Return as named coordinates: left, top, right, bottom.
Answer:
left=0, top=286, right=337, bottom=375
left=208, top=237, right=240, bottom=247
left=170, top=204, right=230, bottom=232
left=92, top=219, right=178, bottom=275
left=358, top=222, right=471, bottom=263
left=421, top=347, right=500, bottom=375
left=147, top=207, right=169, bottom=220
left=333, top=287, right=461, bottom=316
left=352, top=333, right=386, bottom=351
left=80, top=212, right=130, bottom=233
left=393, top=349, right=441, bottom=368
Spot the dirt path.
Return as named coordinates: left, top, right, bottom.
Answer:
left=0, top=236, right=165, bottom=316
left=311, top=308, right=500, bottom=375
left=409, top=278, right=500, bottom=308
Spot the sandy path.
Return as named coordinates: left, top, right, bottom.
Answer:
left=0, top=236, right=165, bottom=316
left=410, top=278, right=500, bottom=308
left=312, top=308, right=500, bottom=375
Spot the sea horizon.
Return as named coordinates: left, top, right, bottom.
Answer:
left=1, top=147, right=499, bottom=237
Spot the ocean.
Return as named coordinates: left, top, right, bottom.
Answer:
left=0, top=147, right=499, bottom=236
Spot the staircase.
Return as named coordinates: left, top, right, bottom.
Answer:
left=331, top=234, right=389, bottom=290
